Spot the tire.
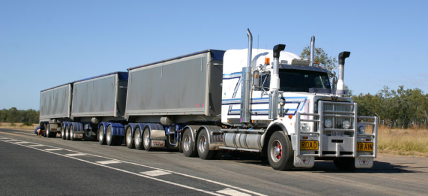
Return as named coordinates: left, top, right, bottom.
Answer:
left=70, top=124, right=76, bottom=141
left=62, top=125, right=66, bottom=140
left=98, top=125, right=106, bottom=145
left=126, top=126, right=135, bottom=149
left=334, top=158, right=356, bottom=171
left=106, top=125, right=114, bottom=146
left=267, top=131, right=294, bottom=171
left=182, top=129, right=197, bottom=157
left=46, top=124, right=51, bottom=138
left=143, top=128, right=151, bottom=151
left=134, top=127, right=144, bottom=150
left=197, top=129, right=215, bottom=160
left=66, top=125, right=71, bottom=140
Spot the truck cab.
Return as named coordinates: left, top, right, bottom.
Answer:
left=220, top=31, right=378, bottom=171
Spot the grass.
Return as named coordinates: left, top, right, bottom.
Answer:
left=378, top=126, right=428, bottom=157
left=0, top=122, right=38, bottom=129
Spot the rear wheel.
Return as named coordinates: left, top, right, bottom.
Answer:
left=182, top=129, right=197, bottom=157
left=98, top=125, right=106, bottom=145
left=143, top=128, right=151, bottom=151
left=197, top=129, right=215, bottom=160
left=334, top=158, right=356, bottom=171
left=267, top=131, right=294, bottom=170
left=126, top=126, right=135, bottom=149
left=134, top=127, right=144, bottom=150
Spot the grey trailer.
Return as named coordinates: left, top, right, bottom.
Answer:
left=65, top=72, right=128, bottom=142
left=71, top=72, right=128, bottom=120
left=126, top=50, right=224, bottom=123
left=39, top=83, right=72, bottom=137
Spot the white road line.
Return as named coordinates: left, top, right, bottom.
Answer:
left=140, top=169, right=172, bottom=177
left=66, top=153, right=87, bottom=157
left=217, top=188, right=251, bottom=196
left=28, top=144, right=45, bottom=147
left=96, top=160, right=122, bottom=165
left=45, top=148, right=63, bottom=151
left=14, top=141, right=30, bottom=144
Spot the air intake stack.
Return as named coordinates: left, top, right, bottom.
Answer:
left=337, top=51, right=351, bottom=94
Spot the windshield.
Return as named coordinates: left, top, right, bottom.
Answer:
left=261, top=69, right=331, bottom=92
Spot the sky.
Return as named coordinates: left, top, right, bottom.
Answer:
left=1, top=0, right=427, bottom=110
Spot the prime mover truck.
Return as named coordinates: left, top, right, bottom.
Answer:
left=39, top=29, right=378, bottom=171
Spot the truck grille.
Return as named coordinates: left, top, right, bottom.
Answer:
left=321, top=101, right=356, bottom=135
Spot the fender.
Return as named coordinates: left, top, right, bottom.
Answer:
left=262, top=122, right=289, bottom=149
left=198, top=125, right=222, bottom=150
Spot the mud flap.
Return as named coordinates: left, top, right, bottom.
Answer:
left=293, top=154, right=314, bottom=168
left=355, top=157, right=373, bottom=168
left=151, top=140, right=165, bottom=148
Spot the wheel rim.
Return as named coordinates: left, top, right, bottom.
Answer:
left=183, top=134, right=190, bottom=152
left=270, top=140, right=282, bottom=162
left=66, top=127, right=69, bottom=138
left=143, top=130, right=149, bottom=147
left=126, top=129, right=132, bottom=145
left=198, top=135, right=206, bottom=154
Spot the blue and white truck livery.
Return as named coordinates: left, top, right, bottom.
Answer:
left=40, top=29, right=378, bottom=171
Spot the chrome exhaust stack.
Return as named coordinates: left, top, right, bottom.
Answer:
left=240, top=29, right=253, bottom=123
left=268, top=44, right=285, bottom=119
left=337, top=51, right=351, bottom=94
left=310, top=36, right=315, bottom=66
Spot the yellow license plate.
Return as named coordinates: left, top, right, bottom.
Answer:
left=357, top=142, right=373, bottom=151
left=300, top=141, right=319, bottom=150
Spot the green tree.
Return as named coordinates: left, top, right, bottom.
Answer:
left=300, top=46, right=338, bottom=72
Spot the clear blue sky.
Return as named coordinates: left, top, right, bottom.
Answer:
left=1, top=0, right=427, bottom=110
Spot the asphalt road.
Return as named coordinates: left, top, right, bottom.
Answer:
left=1, top=128, right=427, bottom=196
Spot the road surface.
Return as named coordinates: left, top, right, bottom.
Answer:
left=1, top=128, right=427, bottom=195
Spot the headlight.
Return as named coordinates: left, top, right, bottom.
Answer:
left=301, top=123, right=310, bottom=132
left=324, top=119, right=332, bottom=128
left=343, top=120, right=351, bottom=129
left=358, top=126, right=366, bottom=134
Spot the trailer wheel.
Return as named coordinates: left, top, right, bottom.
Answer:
left=267, top=131, right=294, bottom=170
left=134, top=127, right=144, bottom=150
left=106, top=125, right=114, bottom=146
left=143, top=128, right=151, bottom=151
left=46, top=124, right=51, bottom=138
left=70, top=124, right=76, bottom=141
left=66, top=125, right=71, bottom=140
left=334, top=158, right=356, bottom=171
left=98, top=125, right=106, bottom=145
left=126, top=126, right=135, bottom=149
left=61, top=125, right=66, bottom=140
left=197, top=129, right=215, bottom=160
left=182, top=129, right=197, bottom=157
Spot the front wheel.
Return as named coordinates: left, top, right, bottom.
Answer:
left=182, top=129, right=197, bottom=157
left=334, top=158, right=356, bottom=171
left=267, top=131, right=294, bottom=171
left=98, top=125, right=106, bottom=145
